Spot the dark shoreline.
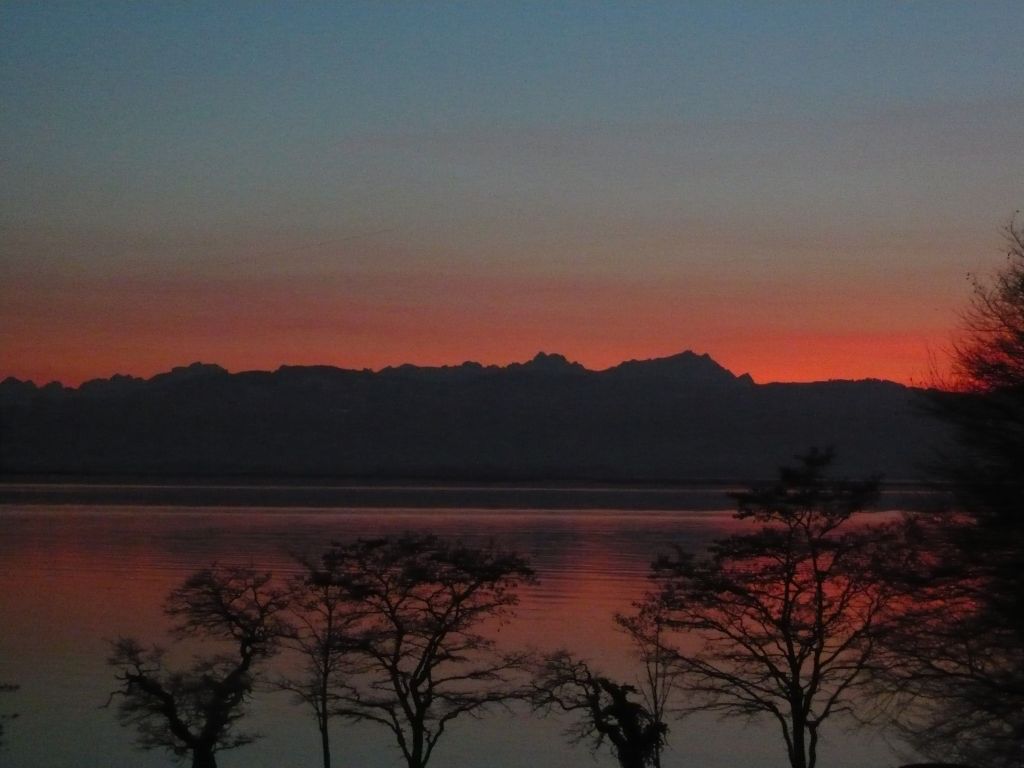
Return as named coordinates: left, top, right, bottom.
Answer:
left=0, top=477, right=949, bottom=511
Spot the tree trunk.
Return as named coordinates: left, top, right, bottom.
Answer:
left=319, top=647, right=332, bottom=768
left=319, top=719, right=331, bottom=768
left=789, top=722, right=807, bottom=768
left=615, top=746, right=647, bottom=768
left=192, top=747, right=217, bottom=768
left=407, top=743, right=424, bottom=768
left=407, top=724, right=425, bottom=768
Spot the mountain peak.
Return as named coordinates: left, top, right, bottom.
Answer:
left=606, top=350, right=750, bottom=385
left=150, top=362, right=228, bottom=384
left=515, top=352, right=586, bottom=374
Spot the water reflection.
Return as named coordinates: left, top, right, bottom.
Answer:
left=0, top=505, right=901, bottom=768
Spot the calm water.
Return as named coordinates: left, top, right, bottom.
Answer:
left=0, top=500, right=911, bottom=768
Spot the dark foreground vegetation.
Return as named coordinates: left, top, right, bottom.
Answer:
left=106, top=536, right=534, bottom=768
left=865, top=219, right=1024, bottom=767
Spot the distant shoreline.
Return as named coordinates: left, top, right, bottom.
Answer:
left=0, top=477, right=949, bottom=512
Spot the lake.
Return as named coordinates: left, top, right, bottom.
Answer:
left=0, top=489, right=919, bottom=768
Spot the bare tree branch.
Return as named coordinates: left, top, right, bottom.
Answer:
left=645, top=449, right=900, bottom=768
left=531, top=651, right=667, bottom=768
left=106, top=566, right=289, bottom=768
left=301, top=535, right=535, bottom=768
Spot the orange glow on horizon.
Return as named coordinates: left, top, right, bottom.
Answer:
left=0, top=334, right=946, bottom=388
left=1, top=264, right=958, bottom=387
left=1, top=328, right=949, bottom=388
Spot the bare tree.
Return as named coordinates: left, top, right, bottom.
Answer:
left=107, top=566, right=290, bottom=768
left=647, top=449, right=905, bottom=768
left=275, top=550, right=365, bottom=768
left=872, top=216, right=1024, bottom=767
left=871, top=512, right=1023, bottom=768
left=614, top=606, right=683, bottom=768
left=951, top=216, right=1024, bottom=393
left=532, top=651, right=666, bottom=768
left=321, top=535, right=535, bottom=768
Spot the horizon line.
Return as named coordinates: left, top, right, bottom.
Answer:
left=2, top=349, right=920, bottom=391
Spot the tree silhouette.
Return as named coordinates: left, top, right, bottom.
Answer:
left=321, top=535, right=534, bottom=768
left=275, top=550, right=365, bottom=768
left=107, top=566, right=290, bottom=768
left=613, top=606, right=682, bottom=768
left=871, top=217, right=1024, bottom=767
left=532, top=651, right=667, bottom=768
left=646, top=449, right=904, bottom=768
left=870, top=512, right=1023, bottom=768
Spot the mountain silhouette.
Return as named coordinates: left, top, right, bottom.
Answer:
left=0, top=352, right=946, bottom=482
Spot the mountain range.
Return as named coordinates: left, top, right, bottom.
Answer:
left=0, top=351, right=948, bottom=482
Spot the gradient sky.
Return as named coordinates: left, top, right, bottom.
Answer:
left=2, top=2, right=1023, bottom=385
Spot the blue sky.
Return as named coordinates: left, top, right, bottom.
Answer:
left=2, top=2, right=1023, bottom=383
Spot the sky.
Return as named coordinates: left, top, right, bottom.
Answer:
left=2, top=1, right=1023, bottom=385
